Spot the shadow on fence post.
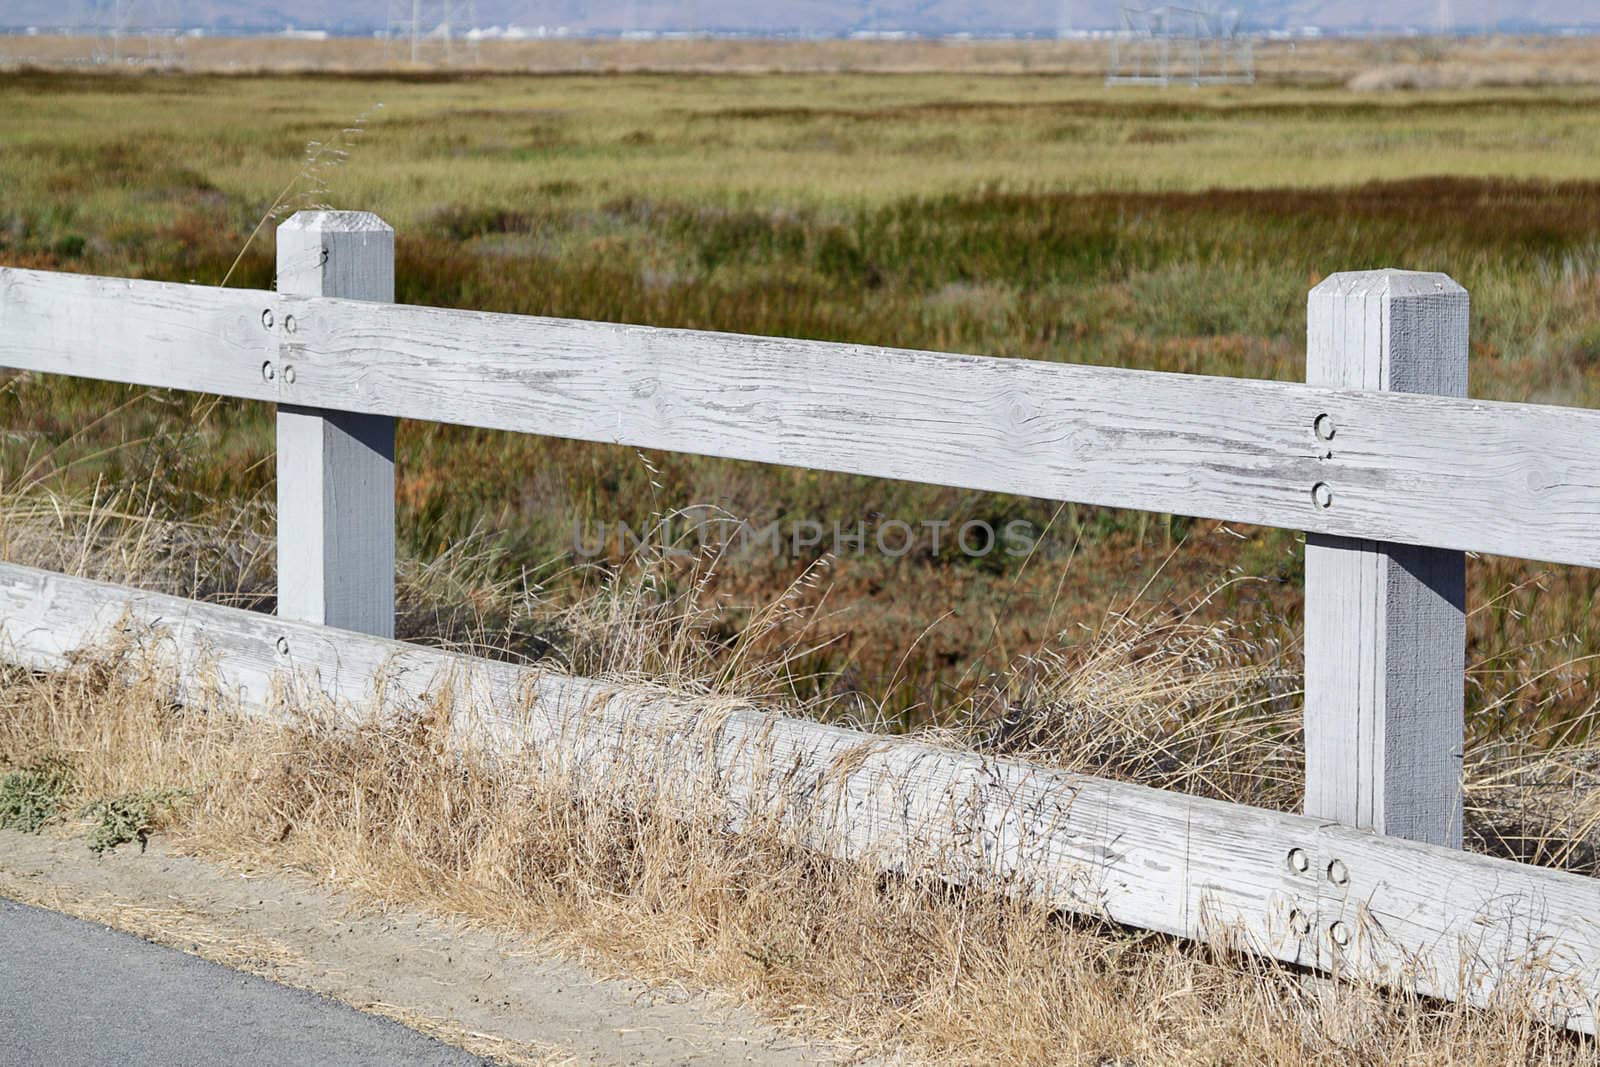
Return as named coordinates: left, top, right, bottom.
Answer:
left=1304, top=270, right=1469, bottom=848
left=274, top=211, right=396, bottom=637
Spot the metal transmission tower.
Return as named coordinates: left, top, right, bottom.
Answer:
left=387, top=0, right=480, bottom=65
left=1107, top=3, right=1254, bottom=87
left=77, top=0, right=182, bottom=66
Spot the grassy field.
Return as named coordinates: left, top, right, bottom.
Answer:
left=5, top=52, right=1600, bottom=1064
left=4, top=64, right=1600, bottom=740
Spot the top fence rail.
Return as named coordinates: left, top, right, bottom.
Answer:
left=3, top=264, right=1599, bottom=569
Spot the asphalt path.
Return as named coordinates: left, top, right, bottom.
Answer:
left=0, top=898, right=485, bottom=1066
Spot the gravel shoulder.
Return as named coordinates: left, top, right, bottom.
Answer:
left=0, top=829, right=859, bottom=1067
left=0, top=897, right=484, bottom=1067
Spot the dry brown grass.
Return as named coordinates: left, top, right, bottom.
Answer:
left=1, top=638, right=1595, bottom=1066
left=1, top=475, right=1599, bottom=1064
left=1346, top=61, right=1598, bottom=92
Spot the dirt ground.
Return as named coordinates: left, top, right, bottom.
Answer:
left=0, top=829, right=872, bottom=1067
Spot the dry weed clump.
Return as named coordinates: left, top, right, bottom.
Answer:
left=966, top=582, right=1301, bottom=810
left=1, top=645, right=1596, bottom=1067
left=0, top=387, right=275, bottom=605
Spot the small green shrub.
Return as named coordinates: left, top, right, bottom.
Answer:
left=81, top=789, right=190, bottom=855
left=0, top=758, right=75, bottom=834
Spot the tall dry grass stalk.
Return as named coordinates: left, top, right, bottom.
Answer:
left=220, top=103, right=382, bottom=289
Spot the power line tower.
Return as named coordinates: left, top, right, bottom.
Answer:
left=387, top=0, right=480, bottom=65
left=1107, top=3, right=1254, bottom=87
left=78, top=0, right=182, bottom=66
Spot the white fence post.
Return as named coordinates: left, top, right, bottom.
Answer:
left=274, top=211, right=396, bottom=637
left=1304, top=270, right=1468, bottom=847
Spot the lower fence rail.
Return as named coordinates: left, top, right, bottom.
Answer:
left=0, top=560, right=1595, bottom=1034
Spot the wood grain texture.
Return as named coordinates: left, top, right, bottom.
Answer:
left=0, top=561, right=1595, bottom=1033
left=1304, top=271, right=1468, bottom=848
left=273, top=212, right=396, bottom=639
left=5, top=266, right=1600, bottom=568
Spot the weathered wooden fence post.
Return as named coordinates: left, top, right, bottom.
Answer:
left=274, top=211, right=396, bottom=637
left=1304, top=270, right=1468, bottom=847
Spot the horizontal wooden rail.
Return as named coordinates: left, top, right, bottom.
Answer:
left=0, top=561, right=1594, bottom=1033
left=4, top=266, right=1600, bottom=569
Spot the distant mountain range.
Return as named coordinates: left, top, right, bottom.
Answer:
left=4, top=0, right=1595, bottom=36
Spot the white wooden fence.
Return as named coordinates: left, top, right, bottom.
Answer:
left=2, top=211, right=1598, bottom=1032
